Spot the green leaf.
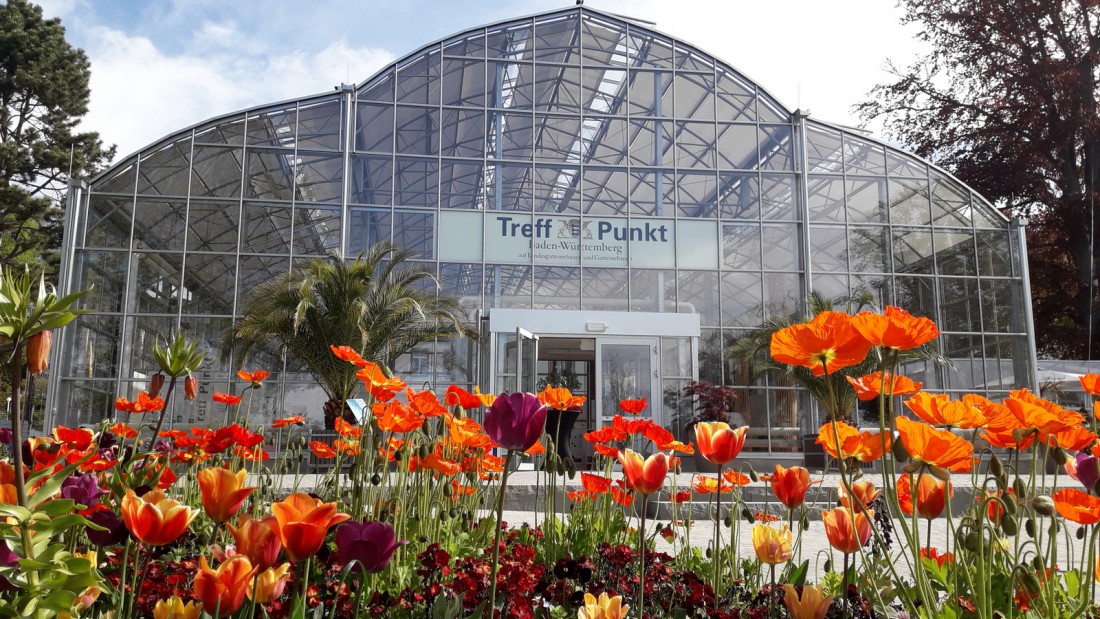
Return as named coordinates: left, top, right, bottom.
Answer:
left=788, top=559, right=809, bottom=587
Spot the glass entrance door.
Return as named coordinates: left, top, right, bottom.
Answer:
left=516, top=328, right=539, bottom=393
left=596, top=337, right=659, bottom=426
left=492, top=327, right=539, bottom=394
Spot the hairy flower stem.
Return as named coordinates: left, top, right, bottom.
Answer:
left=7, top=343, right=38, bottom=590
left=148, top=375, right=178, bottom=449
left=487, top=450, right=515, bottom=615
left=638, top=493, right=647, bottom=619
left=713, top=463, right=723, bottom=603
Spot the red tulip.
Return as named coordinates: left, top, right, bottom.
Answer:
left=228, top=515, right=282, bottom=570
left=694, top=422, right=748, bottom=465
left=617, top=449, right=670, bottom=495
left=270, top=493, right=350, bottom=561
left=194, top=555, right=256, bottom=617
left=197, top=467, right=256, bottom=523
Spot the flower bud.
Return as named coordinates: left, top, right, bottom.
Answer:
left=747, top=468, right=759, bottom=483
left=1003, top=494, right=1017, bottom=516
left=1013, top=478, right=1027, bottom=498
left=892, top=438, right=910, bottom=463
left=184, top=374, right=198, bottom=401
left=1032, top=495, right=1055, bottom=516
left=1000, top=515, right=1018, bottom=536
left=26, top=330, right=51, bottom=375
left=1021, top=572, right=1042, bottom=595
left=989, top=454, right=1004, bottom=478
left=1050, top=446, right=1068, bottom=466
left=1024, top=518, right=1036, bottom=538
left=1077, top=526, right=1087, bottom=540
left=149, top=372, right=165, bottom=398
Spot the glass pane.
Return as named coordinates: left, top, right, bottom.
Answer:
left=630, top=268, right=675, bottom=312
left=532, top=266, right=579, bottom=310
left=628, top=119, right=674, bottom=167
left=935, top=230, right=977, bottom=276
left=806, top=124, right=843, bottom=174
left=849, top=226, right=890, bottom=273
left=137, top=139, right=192, bottom=197
left=94, top=161, right=136, bottom=194
left=761, top=224, right=800, bottom=270
left=811, top=274, right=849, bottom=302
left=485, top=265, right=532, bottom=309
left=358, top=71, right=394, bottom=102
left=488, top=60, right=535, bottom=109
left=439, top=263, right=483, bottom=308
left=579, top=116, right=624, bottom=166
left=886, top=149, right=926, bottom=178
left=444, top=30, right=485, bottom=58
left=939, top=277, right=981, bottom=332
left=627, top=31, right=673, bottom=69
left=807, top=176, right=844, bottom=222
left=486, top=163, right=531, bottom=211
left=716, top=123, right=757, bottom=170
left=677, top=270, right=719, bottom=325
left=676, top=172, right=717, bottom=217
left=930, top=173, right=972, bottom=227
left=760, top=174, right=798, bottom=221
left=535, top=64, right=581, bottom=114
left=763, top=272, right=801, bottom=320
left=888, top=178, right=932, bottom=226
left=347, top=208, right=391, bottom=255
left=355, top=104, right=394, bottom=153
left=439, top=160, right=487, bottom=210
left=722, top=224, right=761, bottom=269
left=186, top=200, right=238, bottom=253
left=581, top=15, right=625, bottom=66
left=533, top=166, right=580, bottom=214
left=894, top=275, right=937, bottom=321
left=85, top=195, right=133, bottom=249
left=181, top=253, right=236, bottom=316
left=392, top=210, right=434, bottom=258
left=893, top=227, right=934, bottom=273
left=440, top=109, right=485, bottom=158
left=237, top=256, right=290, bottom=305
left=601, top=343, right=653, bottom=413
left=662, top=336, right=693, bottom=377
left=296, top=99, right=343, bottom=150
left=491, top=112, right=533, bottom=160
left=442, top=58, right=486, bottom=107
left=628, top=170, right=675, bottom=216
left=247, top=106, right=296, bottom=147
left=190, top=147, right=243, bottom=199
left=843, top=135, right=886, bottom=175
left=178, top=316, right=234, bottom=375
left=133, top=199, right=186, bottom=251
left=580, top=267, right=628, bottom=311
left=976, top=230, right=1012, bottom=277
left=133, top=252, right=182, bottom=314
left=395, top=51, right=440, bottom=105
left=714, top=69, right=756, bottom=122
left=809, top=226, right=847, bottom=272
left=676, top=72, right=715, bottom=120
left=395, top=106, right=440, bottom=156
left=294, top=153, right=343, bottom=204
left=846, top=178, right=887, bottom=224
left=487, top=22, right=533, bottom=60
left=293, top=207, right=341, bottom=256
left=980, top=279, right=1022, bottom=333
left=852, top=274, right=892, bottom=307
left=676, top=121, right=716, bottom=169
left=582, top=67, right=627, bottom=115
left=77, top=251, right=129, bottom=313
left=698, top=330, right=723, bottom=383
left=628, top=71, right=673, bottom=117
left=721, top=271, right=763, bottom=327
left=241, top=202, right=292, bottom=254
left=394, top=157, right=439, bottom=208
left=718, top=172, right=759, bottom=220
left=246, top=149, right=294, bottom=201
left=349, top=155, right=394, bottom=205
left=759, top=125, right=794, bottom=171
left=67, top=314, right=122, bottom=379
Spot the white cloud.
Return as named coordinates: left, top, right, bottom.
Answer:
left=79, top=26, right=394, bottom=160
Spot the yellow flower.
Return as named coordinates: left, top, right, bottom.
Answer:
left=153, top=596, right=202, bottom=619
left=751, top=523, right=794, bottom=565
left=782, top=584, right=833, bottom=619
left=578, top=592, right=629, bottom=619
left=248, top=563, right=292, bottom=603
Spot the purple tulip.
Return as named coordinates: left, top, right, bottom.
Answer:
left=85, top=510, right=129, bottom=547
left=61, top=473, right=102, bottom=508
left=0, top=428, right=11, bottom=445
left=483, top=392, right=548, bottom=452
left=335, top=521, right=408, bottom=574
left=1069, top=451, right=1100, bottom=492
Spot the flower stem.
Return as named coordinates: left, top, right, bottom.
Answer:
left=487, top=450, right=515, bottom=615
left=638, top=493, right=647, bottom=619
left=713, top=463, right=723, bottom=604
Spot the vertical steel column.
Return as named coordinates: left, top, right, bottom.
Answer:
left=1013, top=216, right=1041, bottom=391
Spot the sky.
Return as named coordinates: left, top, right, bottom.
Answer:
left=34, top=0, right=928, bottom=163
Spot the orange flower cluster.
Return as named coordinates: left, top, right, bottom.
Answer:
left=114, top=391, right=165, bottom=414
left=816, top=421, right=891, bottom=463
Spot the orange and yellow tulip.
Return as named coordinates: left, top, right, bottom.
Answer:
left=247, top=563, right=292, bottom=603
left=228, top=515, right=282, bottom=570
left=766, top=464, right=817, bottom=510
left=577, top=592, right=629, bottom=619
left=617, top=449, right=670, bottom=495
left=770, top=311, right=872, bottom=376
left=694, top=422, right=748, bottom=465
left=120, top=489, right=196, bottom=547
left=895, top=416, right=974, bottom=473
left=270, top=493, right=351, bottom=561
left=751, top=523, right=794, bottom=565
left=849, top=305, right=939, bottom=351
left=152, top=595, right=201, bottom=619
left=194, top=555, right=256, bottom=617
left=821, top=507, right=873, bottom=554
left=897, top=473, right=952, bottom=520
left=838, top=480, right=881, bottom=513
left=782, top=584, right=833, bottom=619
left=197, top=467, right=256, bottom=523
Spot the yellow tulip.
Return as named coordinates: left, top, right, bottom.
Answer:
left=152, top=596, right=201, bottom=619
left=577, top=592, right=629, bottom=619
left=751, top=523, right=794, bottom=565
left=782, top=584, right=833, bottom=619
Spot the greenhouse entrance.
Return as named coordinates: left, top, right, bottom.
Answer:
left=482, top=309, right=698, bottom=469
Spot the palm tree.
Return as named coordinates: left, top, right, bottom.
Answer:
left=222, top=243, right=474, bottom=429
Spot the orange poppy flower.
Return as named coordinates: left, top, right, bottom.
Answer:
left=568, top=489, right=594, bottom=502
left=444, top=385, right=484, bottom=409
left=110, top=422, right=138, bottom=440
left=120, top=489, right=197, bottom=547
left=406, top=388, right=448, bottom=418
left=660, top=440, right=695, bottom=454
left=846, top=372, right=923, bottom=400
left=272, top=415, right=305, bottom=429
left=723, top=470, right=752, bottom=487
left=617, top=449, right=670, bottom=495
left=236, top=369, right=271, bottom=385
left=330, top=345, right=370, bottom=367
left=849, top=305, right=939, bottom=351
left=309, top=441, right=337, bottom=459
left=356, top=363, right=406, bottom=401
left=895, top=416, right=974, bottom=473
left=619, top=398, right=648, bottom=414
left=538, top=385, right=587, bottom=411
left=524, top=440, right=545, bottom=456
left=334, top=417, right=362, bottom=439
left=821, top=507, right=873, bottom=554
left=770, top=311, right=872, bottom=376
left=1054, top=423, right=1097, bottom=452
left=445, top=414, right=495, bottom=450
left=115, top=391, right=165, bottom=414
left=610, top=484, right=634, bottom=507
left=194, top=555, right=257, bottom=617
left=765, top=464, right=818, bottom=510
left=53, top=426, right=94, bottom=450
left=897, top=473, right=952, bottom=519
left=411, top=445, right=462, bottom=476
left=334, top=439, right=360, bottom=456
left=1081, top=374, right=1100, bottom=396
left=197, top=467, right=256, bottom=523
left=581, top=473, right=612, bottom=494
left=904, top=392, right=987, bottom=429
left=228, top=515, right=282, bottom=570
left=585, top=426, right=628, bottom=444
left=693, top=475, right=734, bottom=494
left=1052, top=488, right=1100, bottom=525
left=212, top=392, right=243, bottom=406
left=612, top=414, right=653, bottom=436
left=1003, top=395, right=1071, bottom=445
left=594, top=444, right=620, bottom=459
left=473, top=386, right=496, bottom=407
left=372, top=401, right=420, bottom=434
left=270, top=493, right=351, bottom=561
left=642, top=424, right=675, bottom=448
left=695, top=422, right=749, bottom=465
left=816, top=421, right=891, bottom=462
left=838, top=480, right=881, bottom=512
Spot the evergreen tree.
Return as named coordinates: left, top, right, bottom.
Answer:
left=0, top=0, right=114, bottom=274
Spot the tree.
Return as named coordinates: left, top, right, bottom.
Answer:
left=222, top=243, right=475, bottom=429
left=0, top=0, right=114, bottom=273
left=858, top=0, right=1100, bottom=358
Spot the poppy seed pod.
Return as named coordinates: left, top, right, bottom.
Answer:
left=25, top=330, right=51, bottom=375
left=184, top=374, right=198, bottom=401
left=148, top=372, right=165, bottom=398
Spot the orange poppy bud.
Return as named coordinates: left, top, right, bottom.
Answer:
left=120, top=489, right=197, bottom=546
left=766, top=464, right=817, bottom=510
left=821, top=507, right=873, bottom=554
left=694, top=422, right=748, bottom=465
left=26, top=330, right=51, bottom=375
left=247, top=563, right=292, bottom=603
left=270, top=493, right=351, bottom=561
left=228, top=515, right=282, bottom=570
left=616, top=449, right=670, bottom=495
left=185, top=374, right=198, bottom=401
left=194, top=555, right=256, bottom=617
left=197, top=467, right=256, bottom=523
left=149, top=372, right=166, bottom=398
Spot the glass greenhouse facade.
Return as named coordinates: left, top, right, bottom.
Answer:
left=49, top=6, right=1037, bottom=458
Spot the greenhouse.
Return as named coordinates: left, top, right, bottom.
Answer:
left=47, top=4, right=1036, bottom=460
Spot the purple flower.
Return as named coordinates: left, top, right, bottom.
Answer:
left=60, top=473, right=102, bottom=508
left=1069, top=451, right=1100, bottom=492
left=0, top=428, right=11, bottom=445
left=483, top=392, right=548, bottom=452
left=335, top=521, right=408, bottom=574
left=85, top=510, right=129, bottom=547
